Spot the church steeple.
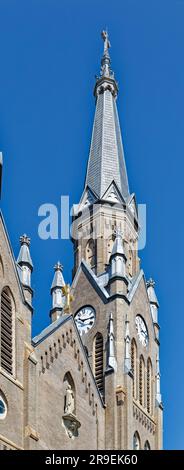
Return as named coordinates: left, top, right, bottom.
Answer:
left=73, top=32, right=139, bottom=277
left=85, top=31, right=129, bottom=201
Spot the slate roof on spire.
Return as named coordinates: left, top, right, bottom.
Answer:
left=85, top=32, right=129, bottom=200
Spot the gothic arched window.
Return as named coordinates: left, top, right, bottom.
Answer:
left=139, top=355, right=145, bottom=407
left=144, top=440, right=151, bottom=450
left=85, top=239, right=95, bottom=269
left=133, top=431, right=141, bottom=450
left=0, top=391, right=7, bottom=420
left=63, top=372, right=76, bottom=415
left=0, top=288, right=14, bottom=375
left=131, top=339, right=137, bottom=399
left=94, top=333, right=104, bottom=396
left=147, top=358, right=153, bottom=414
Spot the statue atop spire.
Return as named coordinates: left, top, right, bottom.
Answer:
left=100, top=29, right=113, bottom=79
left=101, top=30, right=111, bottom=56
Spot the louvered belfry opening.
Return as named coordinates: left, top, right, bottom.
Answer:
left=0, top=289, right=13, bottom=375
left=94, top=333, right=104, bottom=396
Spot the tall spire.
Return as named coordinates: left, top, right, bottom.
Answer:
left=85, top=31, right=129, bottom=201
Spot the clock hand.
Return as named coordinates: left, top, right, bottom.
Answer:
left=77, top=319, right=85, bottom=325
left=83, top=318, right=94, bottom=325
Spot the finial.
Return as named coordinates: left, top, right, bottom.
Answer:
left=107, top=312, right=117, bottom=372
left=124, top=314, right=131, bottom=373
left=54, top=261, right=63, bottom=272
left=101, top=30, right=111, bottom=56
left=100, top=29, right=112, bottom=79
left=94, top=30, right=117, bottom=97
left=20, top=234, right=31, bottom=247
left=146, top=278, right=155, bottom=288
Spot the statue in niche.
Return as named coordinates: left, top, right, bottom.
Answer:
left=64, top=384, right=75, bottom=415
left=62, top=372, right=80, bottom=438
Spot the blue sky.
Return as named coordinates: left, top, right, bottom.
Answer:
left=0, top=0, right=183, bottom=450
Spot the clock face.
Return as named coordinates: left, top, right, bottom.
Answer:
left=75, top=306, right=95, bottom=335
left=135, top=315, right=148, bottom=347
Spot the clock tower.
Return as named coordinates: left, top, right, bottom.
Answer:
left=71, top=31, right=163, bottom=450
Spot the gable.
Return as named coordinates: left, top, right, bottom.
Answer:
left=79, top=187, right=98, bottom=211
left=127, top=193, right=138, bottom=219
left=128, top=273, right=155, bottom=342
left=72, top=260, right=109, bottom=309
left=101, top=181, right=126, bottom=204
left=32, top=314, right=105, bottom=449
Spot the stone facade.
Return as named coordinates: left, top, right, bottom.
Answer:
left=0, top=32, right=163, bottom=450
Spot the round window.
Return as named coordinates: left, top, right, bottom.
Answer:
left=0, top=395, right=7, bottom=420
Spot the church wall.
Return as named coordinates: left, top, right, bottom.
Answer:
left=0, top=216, right=33, bottom=450
left=127, top=277, right=160, bottom=449
left=33, top=321, right=105, bottom=450
left=0, top=374, right=24, bottom=449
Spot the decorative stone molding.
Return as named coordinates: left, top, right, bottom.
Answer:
left=0, top=369, right=23, bottom=390
left=116, top=386, right=126, bottom=406
left=0, top=434, right=23, bottom=450
left=133, top=401, right=156, bottom=434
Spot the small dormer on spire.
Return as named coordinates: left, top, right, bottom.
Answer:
left=17, top=234, right=33, bottom=306
left=50, top=262, right=66, bottom=322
